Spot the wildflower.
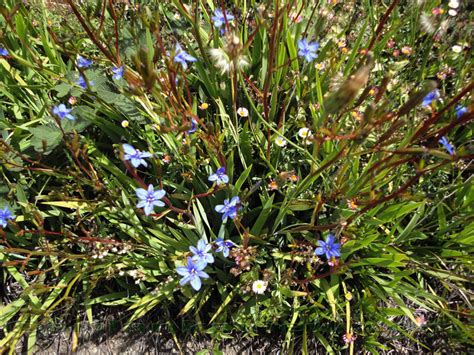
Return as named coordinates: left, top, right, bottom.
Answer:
left=415, top=315, right=427, bottom=327
left=448, top=0, right=459, bottom=8
left=298, top=127, right=312, bottom=139
left=209, top=36, right=250, bottom=74
left=215, top=238, right=235, bottom=257
left=268, top=180, right=278, bottom=191
left=135, top=184, right=166, bottom=216
left=438, top=136, right=455, bottom=155
left=448, top=9, right=457, bottom=16
left=298, top=39, right=319, bottom=62
left=341, top=47, right=349, bottom=54
left=76, top=75, right=94, bottom=89
left=387, top=38, right=395, bottom=48
left=347, top=199, right=358, bottom=209
left=401, top=46, right=412, bottom=55
left=343, top=332, right=357, bottom=344
left=274, top=136, right=287, bottom=147
left=215, top=196, right=240, bottom=221
left=392, top=49, right=400, bottom=57
left=369, top=86, right=378, bottom=96
left=345, top=292, right=353, bottom=301
left=431, top=7, right=444, bottom=15
left=0, top=47, right=8, bottom=56
left=211, top=8, right=234, bottom=28
left=112, top=66, right=124, bottom=80
left=0, top=207, right=15, bottom=228
left=121, top=120, right=129, bottom=128
left=421, top=89, right=440, bottom=107
left=315, top=62, right=326, bottom=71
left=52, top=104, right=75, bottom=120
left=199, top=102, right=209, bottom=110
left=337, top=39, right=346, bottom=48
left=314, top=234, right=341, bottom=260
left=76, top=55, right=93, bottom=68
left=436, top=71, right=447, bottom=80
left=289, top=12, right=303, bottom=23
left=173, top=44, right=197, bottom=70
left=190, top=239, right=214, bottom=265
left=237, top=107, right=249, bottom=117
left=456, top=105, right=467, bottom=119
left=162, top=155, right=172, bottom=164
left=123, top=143, right=153, bottom=168
left=68, top=96, right=77, bottom=105
left=252, top=280, right=267, bottom=294
left=289, top=174, right=299, bottom=182
left=188, top=119, right=198, bottom=134
left=208, top=167, right=229, bottom=185
left=451, top=45, right=462, bottom=53
left=351, top=110, right=363, bottom=121
left=176, top=257, right=209, bottom=291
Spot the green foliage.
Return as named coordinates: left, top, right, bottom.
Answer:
left=0, top=0, right=473, bottom=353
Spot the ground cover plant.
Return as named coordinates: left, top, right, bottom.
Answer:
left=0, top=0, right=473, bottom=353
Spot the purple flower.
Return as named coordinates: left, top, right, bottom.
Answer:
left=77, top=55, right=93, bottom=69
left=314, top=234, right=341, bottom=260
left=456, top=105, right=467, bottom=119
left=211, top=8, right=234, bottom=28
left=0, top=207, right=15, bottom=228
left=208, top=167, right=229, bottom=185
left=439, top=136, right=455, bottom=155
left=123, top=143, right=153, bottom=168
left=176, top=257, right=209, bottom=291
left=215, top=238, right=235, bottom=257
left=188, top=119, right=197, bottom=134
left=135, top=184, right=166, bottom=216
left=174, top=44, right=197, bottom=70
left=190, top=239, right=214, bottom=265
left=76, top=75, right=94, bottom=89
left=0, top=47, right=8, bottom=56
left=215, top=196, right=240, bottom=221
left=52, top=104, right=75, bottom=120
left=298, top=39, right=319, bottom=62
left=112, top=66, right=124, bottom=80
left=422, top=90, right=440, bottom=107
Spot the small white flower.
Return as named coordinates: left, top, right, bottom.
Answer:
left=448, top=9, right=457, bottom=16
left=452, top=45, right=462, bottom=53
left=298, top=127, right=312, bottom=139
left=237, top=107, right=249, bottom=117
left=275, top=136, right=287, bottom=147
left=252, top=280, right=267, bottom=294
left=448, top=0, right=459, bottom=9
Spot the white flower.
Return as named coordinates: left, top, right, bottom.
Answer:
left=252, top=280, right=267, bottom=294
left=237, top=107, right=249, bottom=117
left=448, top=9, right=457, bottom=16
left=448, top=0, right=459, bottom=9
left=452, top=45, right=462, bottom=53
left=298, top=127, right=312, bottom=139
left=275, top=136, right=287, bottom=147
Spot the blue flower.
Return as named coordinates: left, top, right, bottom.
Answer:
left=52, top=104, right=75, bottom=120
left=439, top=136, right=455, bottom=155
left=136, top=184, right=166, bottom=216
left=215, top=196, right=240, bottom=221
left=0, top=47, right=8, bottom=56
left=456, top=105, right=467, bottom=119
left=190, top=239, right=214, bottom=265
left=174, top=44, right=197, bottom=70
left=314, top=234, right=341, bottom=260
left=215, top=238, right=235, bottom=257
left=77, top=55, right=93, bottom=69
left=211, top=8, right=234, bottom=28
left=422, top=89, right=440, bottom=107
left=76, top=75, right=94, bottom=89
left=176, top=257, right=209, bottom=291
left=188, top=119, right=197, bottom=134
left=208, top=167, right=229, bottom=185
left=123, top=143, right=153, bottom=168
left=0, top=207, right=15, bottom=228
left=112, top=66, right=124, bottom=80
left=298, top=39, right=319, bottom=62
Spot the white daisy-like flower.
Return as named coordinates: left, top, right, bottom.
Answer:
left=237, top=107, right=249, bottom=117
left=452, top=45, right=462, bottom=53
left=448, top=0, right=459, bottom=9
left=252, top=280, right=267, bottom=294
left=298, top=127, right=312, bottom=139
left=275, top=136, right=287, bottom=147
left=448, top=9, right=457, bottom=16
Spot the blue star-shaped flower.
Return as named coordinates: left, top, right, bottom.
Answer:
left=208, top=167, right=229, bottom=185
left=174, top=44, right=197, bottom=70
left=77, top=55, right=93, bottom=69
left=135, top=184, right=166, bottom=216
left=0, top=207, right=15, bottom=228
left=0, top=47, right=9, bottom=56
left=190, top=239, right=215, bottom=265
left=215, top=196, right=240, bottom=221
left=176, top=257, right=209, bottom=291
left=456, top=105, right=467, bottom=119
left=123, top=143, right=153, bottom=168
left=298, top=39, right=319, bottom=62
left=422, top=89, right=440, bottom=107
left=52, top=104, right=75, bottom=120
left=112, top=66, right=124, bottom=80
left=215, top=238, right=235, bottom=257
left=314, top=234, right=341, bottom=260
left=188, top=119, right=198, bottom=134
left=211, top=8, right=234, bottom=28
left=438, top=136, right=455, bottom=155
left=76, top=75, right=94, bottom=89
